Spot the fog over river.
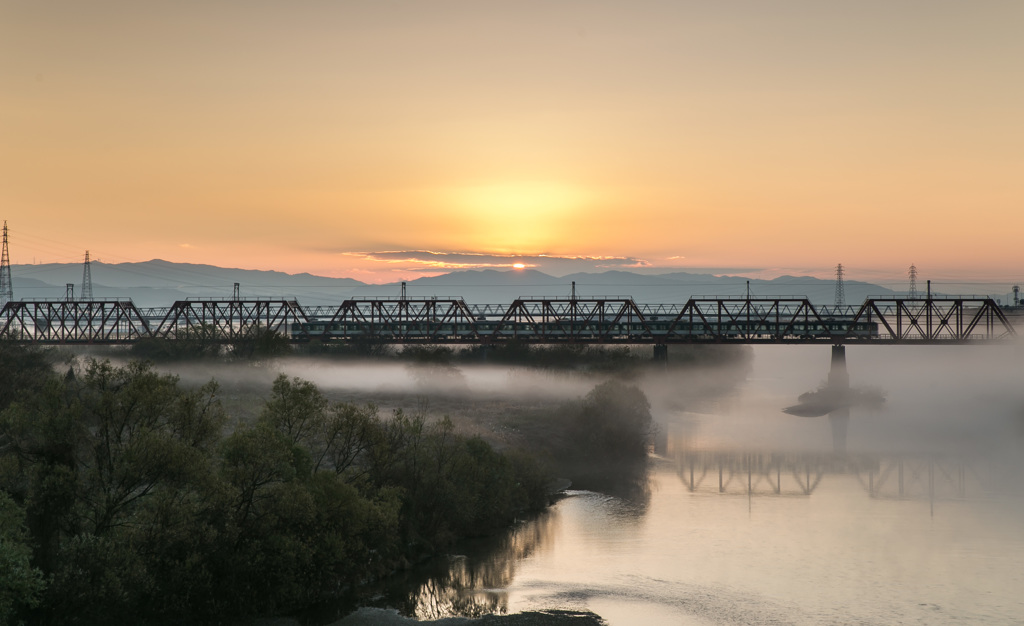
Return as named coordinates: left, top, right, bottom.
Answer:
left=166, top=344, right=1024, bottom=625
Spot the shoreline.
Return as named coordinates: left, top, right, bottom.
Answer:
left=331, top=608, right=605, bottom=625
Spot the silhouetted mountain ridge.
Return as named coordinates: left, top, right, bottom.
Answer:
left=9, top=260, right=893, bottom=306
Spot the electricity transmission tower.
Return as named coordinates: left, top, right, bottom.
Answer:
left=908, top=265, right=919, bottom=299
left=81, top=250, right=93, bottom=301
left=834, top=263, right=845, bottom=307
left=0, top=221, right=12, bottom=307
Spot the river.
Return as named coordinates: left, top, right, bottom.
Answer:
left=331, top=344, right=1024, bottom=625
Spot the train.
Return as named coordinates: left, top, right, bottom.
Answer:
left=288, top=317, right=879, bottom=342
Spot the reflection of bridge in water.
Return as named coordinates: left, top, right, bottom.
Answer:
left=671, top=447, right=974, bottom=502
left=672, top=336, right=979, bottom=504
left=0, top=294, right=1014, bottom=346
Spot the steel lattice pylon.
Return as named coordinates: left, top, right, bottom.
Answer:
left=834, top=263, right=845, bottom=307
left=81, top=251, right=93, bottom=301
left=0, top=221, right=12, bottom=307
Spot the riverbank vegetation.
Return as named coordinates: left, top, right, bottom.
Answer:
left=0, top=344, right=658, bottom=625
left=129, top=327, right=750, bottom=375
left=307, top=340, right=748, bottom=374
left=491, top=379, right=654, bottom=496
left=130, top=326, right=293, bottom=362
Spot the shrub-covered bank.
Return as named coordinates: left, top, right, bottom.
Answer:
left=306, top=340, right=749, bottom=374
left=128, top=330, right=751, bottom=376
left=0, top=347, right=552, bottom=625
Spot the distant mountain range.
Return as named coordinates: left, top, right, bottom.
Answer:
left=11, top=260, right=361, bottom=307
left=10, top=260, right=895, bottom=307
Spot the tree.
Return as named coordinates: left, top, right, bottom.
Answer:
left=0, top=343, right=58, bottom=413
left=71, top=360, right=227, bottom=536
left=571, top=380, right=652, bottom=462
left=0, top=491, right=45, bottom=625
left=259, top=374, right=329, bottom=450
left=0, top=363, right=551, bottom=624
left=0, top=359, right=229, bottom=623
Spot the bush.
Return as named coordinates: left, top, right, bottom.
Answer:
left=570, top=380, right=652, bottom=462
left=506, top=380, right=654, bottom=495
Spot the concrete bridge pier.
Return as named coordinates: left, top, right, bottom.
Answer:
left=653, top=344, right=668, bottom=363
left=828, top=344, right=849, bottom=390
left=828, top=344, right=849, bottom=453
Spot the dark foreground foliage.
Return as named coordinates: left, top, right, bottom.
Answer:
left=0, top=343, right=60, bottom=414
left=0, top=352, right=551, bottom=625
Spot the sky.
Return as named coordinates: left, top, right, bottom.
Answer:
left=1, top=1, right=1022, bottom=286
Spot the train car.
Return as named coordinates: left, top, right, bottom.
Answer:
left=291, top=316, right=879, bottom=342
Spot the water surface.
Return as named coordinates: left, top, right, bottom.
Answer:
left=354, top=345, right=1024, bottom=625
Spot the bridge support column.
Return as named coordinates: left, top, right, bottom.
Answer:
left=653, top=344, right=668, bottom=363
left=828, top=345, right=849, bottom=391
left=828, top=345, right=849, bottom=453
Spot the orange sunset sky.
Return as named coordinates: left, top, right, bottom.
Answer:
left=1, top=1, right=1022, bottom=286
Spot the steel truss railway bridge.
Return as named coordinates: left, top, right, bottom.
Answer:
left=0, top=294, right=1015, bottom=347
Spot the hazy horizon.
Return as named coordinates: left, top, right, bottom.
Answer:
left=7, top=255, right=1007, bottom=296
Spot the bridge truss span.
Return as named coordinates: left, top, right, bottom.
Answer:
left=152, top=299, right=308, bottom=342
left=844, top=298, right=1014, bottom=343
left=0, top=295, right=1015, bottom=345
left=662, top=298, right=838, bottom=343
left=490, top=298, right=652, bottom=343
left=0, top=300, right=151, bottom=343
left=299, top=298, right=479, bottom=343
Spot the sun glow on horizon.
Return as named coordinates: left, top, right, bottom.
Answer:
left=443, top=182, right=592, bottom=251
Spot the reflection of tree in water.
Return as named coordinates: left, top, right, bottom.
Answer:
left=411, top=573, right=506, bottom=620
left=392, top=475, right=651, bottom=620
left=385, top=509, right=559, bottom=620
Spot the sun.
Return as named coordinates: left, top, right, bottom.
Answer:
left=513, top=263, right=526, bottom=269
